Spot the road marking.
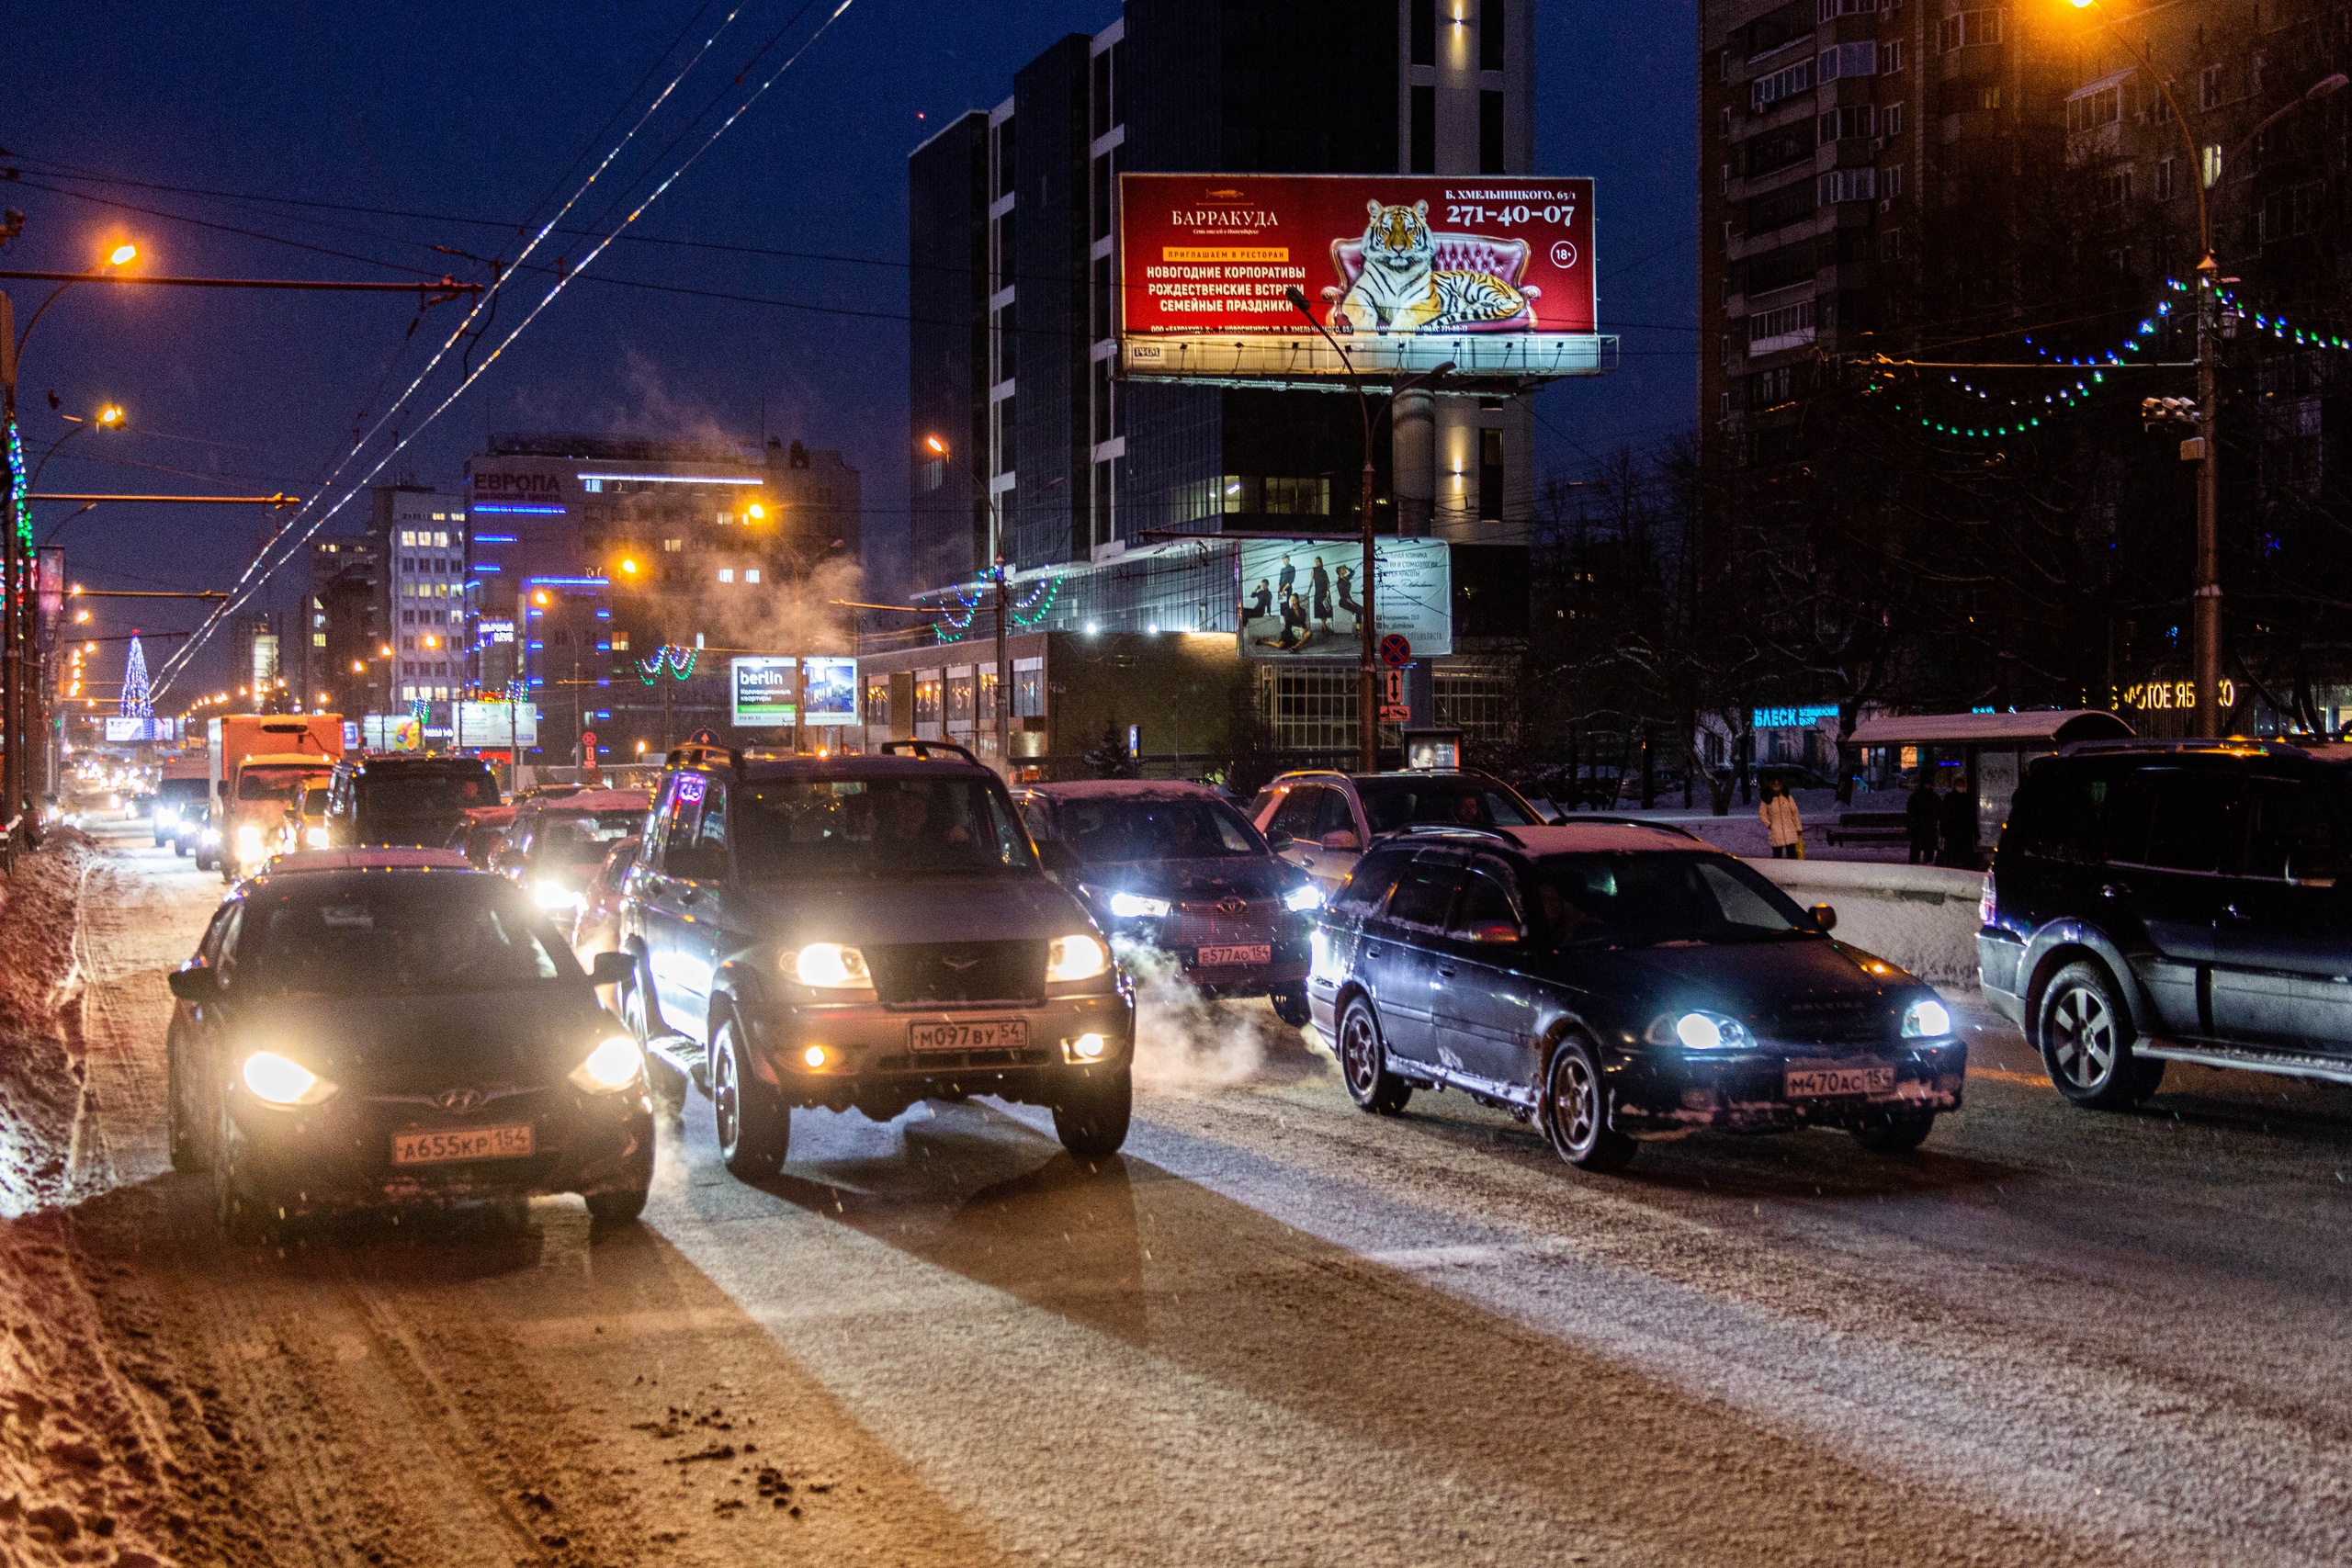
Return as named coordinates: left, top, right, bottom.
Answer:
left=1966, top=1066, right=2049, bottom=1088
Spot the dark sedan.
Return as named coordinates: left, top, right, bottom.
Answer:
left=1309, top=823, right=1964, bottom=1170
left=165, top=865, right=653, bottom=1236
left=1019, top=780, right=1323, bottom=1023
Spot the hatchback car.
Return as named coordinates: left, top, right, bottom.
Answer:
left=154, top=775, right=210, bottom=853
left=1979, top=739, right=2352, bottom=1107
left=1250, top=769, right=1544, bottom=899
left=1310, top=824, right=1964, bottom=1169
left=1018, top=780, right=1322, bottom=1023
left=617, top=741, right=1135, bottom=1175
left=164, top=864, right=651, bottom=1236
left=500, top=788, right=651, bottom=919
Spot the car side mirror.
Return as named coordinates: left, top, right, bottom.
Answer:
left=1464, top=920, right=1521, bottom=945
left=167, top=965, right=220, bottom=1002
left=589, top=951, right=634, bottom=986
left=1812, top=903, right=1838, bottom=933
left=1319, top=829, right=1363, bottom=852
left=1264, top=829, right=1294, bottom=852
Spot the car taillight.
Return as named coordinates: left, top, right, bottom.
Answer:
left=1977, top=872, right=1996, bottom=930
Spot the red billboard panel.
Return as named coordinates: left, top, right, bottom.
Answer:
left=1118, top=174, right=1608, bottom=385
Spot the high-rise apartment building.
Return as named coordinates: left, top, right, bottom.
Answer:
left=299, top=536, right=380, bottom=716
left=366, top=485, right=469, bottom=721
left=906, top=0, right=1539, bottom=664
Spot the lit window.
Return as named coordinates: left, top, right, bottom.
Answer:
left=400, top=530, right=415, bottom=547
left=718, top=569, right=735, bottom=583
left=745, top=569, right=761, bottom=584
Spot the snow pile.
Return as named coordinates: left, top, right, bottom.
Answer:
left=0, top=834, right=95, bottom=1220
left=1118, top=942, right=1297, bottom=1089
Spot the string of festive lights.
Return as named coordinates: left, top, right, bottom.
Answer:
left=1011, top=570, right=1065, bottom=627
left=6, top=422, right=31, bottom=552
left=634, top=645, right=699, bottom=684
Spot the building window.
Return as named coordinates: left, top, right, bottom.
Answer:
left=2155, top=156, right=2177, bottom=201
left=1882, top=102, right=1904, bottom=137
left=2200, top=62, right=2224, bottom=110
left=1091, top=152, right=1113, bottom=242
left=978, top=669, right=999, bottom=723
left=1751, top=365, right=1794, bottom=409
left=1818, top=104, right=1875, bottom=142
left=1267, top=667, right=1361, bottom=752
left=2067, top=85, right=2122, bottom=134
left=1013, top=658, right=1045, bottom=718
left=946, top=672, right=975, bottom=725
left=745, top=569, right=761, bottom=584
left=1410, top=0, right=1436, bottom=67
left=1816, top=41, right=1877, bottom=81
left=1435, top=668, right=1516, bottom=745
left=2099, top=169, right=2132, bottom=206
left=865, top=680, right=890, bottom=728
left=1479, top=90, right=1505, bottom=173
left=1880, top=229, right=1904, bottom=260
left=1093, top=458, right=1114, bottom=547
left=1881, top=39, right=1904, bottom=73
left=1478, top=429, right=1504, bottom=522
left=914, top=675, right=943, bottom=727
left=1751, top=59, right=1815, bottom=114
left=1939, top=10, right=2003, bottom=51
left=1092, top=46, right=1112, bottom=138
left=1817, top=167, right=1875, bottom=205
left=1479, top=0, right=1505, bottom=72
left=1883, top=164, right=1905, bottom=199
left=1410, top=85, right=1435, bottom=173
left=995, top=115, right=1016, bottom=197
left=921, top=457, right=945, bottom=491
left=1748, top=298, right=1815, bottom=348
left=1091, top=254, right=1113, bottom=340
left=662, top=537, right=683, bottom=552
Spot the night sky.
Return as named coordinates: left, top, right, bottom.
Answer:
left=6, top=0, right=1695, bottom=705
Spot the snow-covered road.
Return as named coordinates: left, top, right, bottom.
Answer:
left=10, top=820, right=2352, bottom=1566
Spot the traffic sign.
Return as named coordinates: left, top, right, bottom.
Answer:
left=1377, top=667, right=1409, bottom=723
left=1379, top=633, right=1412, bottom=668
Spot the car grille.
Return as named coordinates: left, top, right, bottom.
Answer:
left=865, top=940, right=1046, bottom=1007
left=1161, top=897, right=1284, bottom=949
left=1768, top=997, right=1897, bottom=1046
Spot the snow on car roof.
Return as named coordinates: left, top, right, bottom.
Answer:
left=1023, top=779, right=1219, bottom=801
left=1387, top=823, right=1708, bottom=857
left=529, top=788, right=654, bottom=813
left=258, top=848, right=475, bottom=875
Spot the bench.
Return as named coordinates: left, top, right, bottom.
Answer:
left=1824, top=811, right=1916, bottom=847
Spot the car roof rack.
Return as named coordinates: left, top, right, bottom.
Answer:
left=665, top=741, right=743, bottom=774
left=881, top=739, right=983, bottom=767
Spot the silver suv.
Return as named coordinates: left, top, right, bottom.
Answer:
left=617, top=742, right=1135, bottom=1176
left=1247, top=769, right=1545, bottom=900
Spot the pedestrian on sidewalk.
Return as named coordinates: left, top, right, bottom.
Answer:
left=1938, top=779, right=1976, bottom=869
left=1905, top=772, right=1940, bottom=865
left=1759, top=777, right=1804, bottom=859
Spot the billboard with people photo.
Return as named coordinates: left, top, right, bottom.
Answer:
left=1236, top=537, right=1451, bottom=660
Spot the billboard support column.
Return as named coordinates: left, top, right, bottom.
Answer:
left=1394, top=386, right=1435, bottom=538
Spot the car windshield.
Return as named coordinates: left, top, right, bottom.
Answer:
left=300, top=785, right=332, bottom=817
left=1054, top=796, right=1261, bottom=861
left=238, top=766, right=330, bottom=802
left=232, top=878, right=575, bottom=997
left=1532, top=852, right=1816, bottom=948
left=1357, top=777, right=1533, bottom=833
left=536, top=809, right=648, bottom=864
left=360, top=772, right=495, bottom=816
left=733, top=774, right=1035, bottom=879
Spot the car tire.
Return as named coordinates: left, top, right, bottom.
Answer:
left=212, top=1111, right=268, bottom=1244
left=1543, top=1036, right=1635, bottom=1172
left=166, top=1035, right=209, bottom=1173
left=1052, top=1066, right=1132, bottom=1162
left=1336, top=996, right=1412, bottom=1116
left=585, top=1187, right=650, bottom=1225
left=1269, top=984, right=1313, bottom=1029
left=175, top=838, right=189, bottom=858
left=1850, top=1111, right=1936, bottom=1154
left=2039, top=961, right=2165, bottom=1109
left=711, top=1017, right=788, bottom=1179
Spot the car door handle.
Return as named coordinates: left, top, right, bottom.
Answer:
left=2100, top=883, right=2127, bottom=899
left=1436, top=966, right=1456, bottom=978
left=1363, top=945, right=1383, bottom=958
left=2222, top=903, right=2252, bottom=922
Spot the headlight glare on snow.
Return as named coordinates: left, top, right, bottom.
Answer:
left=241, top=1050, right=336, bottom=1107
left=786, top=942, right=872, bottom=989
left=1046, top=932, right=1112, bottom=983
left=569, top=1035, right=644, bottom=1093
left=1902, top=998, right=1953, bottom=1039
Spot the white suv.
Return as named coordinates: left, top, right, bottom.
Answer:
left=1245, top=770, right=1544, bottom=899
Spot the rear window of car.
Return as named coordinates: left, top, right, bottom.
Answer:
left=1357, top=778, right=1532, bottom=834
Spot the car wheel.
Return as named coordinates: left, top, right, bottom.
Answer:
left=2039, top=961, right=2164, bottom=1109
left=212, top=1110, right=268, bottom=1244
left=1052, top=1066, right=1132, bottom=1162
left=711, top=1017, right=788, bottom=1179
left=1336, top=996, right=1412, bottom=1116
left=1543, top=1036, right=1635, bottom=1172
left=1269, top=984, right=1313, bottom=1029
left=585, top=1187, right=650, bottom=1225
left=1850, top=1111, right=1936, bottom=1154
left=175, top=838, right=189, bottom=858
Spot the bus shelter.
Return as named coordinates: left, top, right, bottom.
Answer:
left=1849, top=710, right=2135, bottom=856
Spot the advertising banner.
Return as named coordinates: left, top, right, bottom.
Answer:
left=453, top=702, right=538, bottom=750
left=730, top=656, right=797, bottom=728
left=362, top=714, right=424, bottom=753
left=103, top=716, right=176, bottom=743
left=1237, top=537, right=1451, bottom=661
left=801, top=656, right=858, bottom=726
left=1119, top=174, right=1605, bottom=384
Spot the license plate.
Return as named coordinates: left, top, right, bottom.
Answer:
left=1197, top=943, right=1272, bottom=967
left=910, top=1019, right=1030, bottom=1053
left=391, top=1123, right=535, bottom=1166
left=1783, top=1063, right=1896, bottom=1099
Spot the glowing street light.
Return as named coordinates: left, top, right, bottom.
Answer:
left=923, top=434, right=948, bottom=456
left=107, top=243, right=138, bottom=267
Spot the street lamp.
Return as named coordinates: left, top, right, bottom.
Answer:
left=922, top=435, right=1012, bottom=774
left=1283, top=285, right=1452, bottom=771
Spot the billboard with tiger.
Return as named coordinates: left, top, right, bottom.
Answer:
left=1117, top=174, right=1607, bottom=386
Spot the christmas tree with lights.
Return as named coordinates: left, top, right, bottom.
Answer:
left=120, top=632, right=153, bottom=720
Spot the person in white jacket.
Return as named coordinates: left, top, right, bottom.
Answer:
left=1758, top=777, right=1804, bottom=859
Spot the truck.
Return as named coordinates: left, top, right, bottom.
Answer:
left=203, top=715, right=345, bottom=878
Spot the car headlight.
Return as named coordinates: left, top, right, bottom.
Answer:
left=235, top=824, right=264, bottom=854
left=201, top=828, right=220, bottom=844
left=304, top=827, right=330, bottom=849
left=1647, top=1010, right=1753, bottom=1051
left=1105, top=890, right=1170, bottom=919
left=1902, top=998, right=1953, bottom=1039
left=156, top=807, right=177, bottom=825
left=568, top=1034, right=644, bottom=1093
left=240, top=1050, right=337, bottom=1107
left=785, top=942, right=872, bottom=989
left=1046, top=932, right=1112, bottom=983
left=1283, top=884, right=1324, bottom=913
left=533, top=879, right=581, bottom=910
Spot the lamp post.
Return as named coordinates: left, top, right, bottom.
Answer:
left=924, top=434, right=1012, bottom=775
left=1282, top=286, right=1451, bottom=772
left=2067, top=2, right=2345, bottom=737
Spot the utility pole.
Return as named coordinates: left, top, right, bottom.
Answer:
left=994, top=553, right=1012, bottom=774
left=2192, top=254, right=2222, bottom=740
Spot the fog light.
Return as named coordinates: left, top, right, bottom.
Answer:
left=1065, top=1032, right=1107, bottom=1062
left=802, top=1044, right=830, bottom=1068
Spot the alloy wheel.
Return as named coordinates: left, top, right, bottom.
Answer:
left=2047, top=984, right=2116, bottom=1091
left=1339, top=1008, right=1380, bottom=1100
left=712, top=1034, right=741, bottom=1156
left=1554, top=1052, right=1601, bottom=1154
